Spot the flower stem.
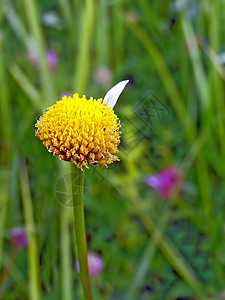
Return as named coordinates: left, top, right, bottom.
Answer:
left=70, top=165, right=92, bottom=300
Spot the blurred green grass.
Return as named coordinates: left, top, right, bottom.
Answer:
left=1, top=0, right=225, bottom=299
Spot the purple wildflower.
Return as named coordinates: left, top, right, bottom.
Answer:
left=10, top=227, right=28, bottom=249
left=75, top=252, right=104, bottom=276
left=27, top=48, right=58, bottom=71
left=46, top=49, right=59, bottom=71
left=145, top=166, right=183, bottom=199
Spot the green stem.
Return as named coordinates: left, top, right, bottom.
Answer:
left=0, top=26, right=11, bottom=270
left=70, top=165, right=92, bottom=300
left=112, top=0, right=124, bottom=72
left=20, top=161, right=41, bottom=300
left=74, top=0, right=95, bottom=94
left=22, top=0, right=55, bottom=105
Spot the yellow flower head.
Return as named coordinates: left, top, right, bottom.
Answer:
left=35, top=80, right=129, bottom=169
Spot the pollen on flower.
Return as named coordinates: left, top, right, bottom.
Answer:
left=35, top=94, right=121, bottom=169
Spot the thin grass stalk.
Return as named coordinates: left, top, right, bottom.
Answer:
left=96, top=0, right=109, bottom=66
left=139, top=209, right=206, bottom=298
left=0, top=36, right=11, bottom=270
left=180, top=9, right=215, bottom=216
left=57, top=0, right=78, bottom=52
left=73, top=0, right=82, bottom=12
left=70, top=165, right=92, bottom=300
left=0, top=252, right=27, bottom=296
left=9, top=63, right=41, bottom=111
left=207, top=1, right=225, bottom=169
left=129, top=20, right=213, bottom=222
left=180, top=9, right=210, bottom=120
left=59, top=162, right=73, bottom=300
left=121, top=154, right=206, bottom=297
left=179, top=6, right=213, bottom=220
left=74, top=0, right=95, bottom=94
left=5, top=4, right=30, bottom=48
left=139, top=0, right=152, bottom=27
left=60, top=206, right=73, bottom=300
left=126, top=181, right=207, bottom=299
left=196, top=1, right=206, bottom=38
left=178, top=23, right=190, bottom=104
left=57, top=0, right=73, bottom=31
left=0, top=247, right=18, bottom=294
left=20, top=161, right=41, bottom=300
left=128, top=21, right=194, bottom=141
left=0, top=182, right=10, bottom=277
left=112, top=0, right=124, bottom=72
left=125, top=235, right=157, bottom=300
left=206, top=0, right=225, bottom=285
left=22, top=0, right=55, bottom=105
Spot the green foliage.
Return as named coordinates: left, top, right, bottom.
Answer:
left=0, top=0, right=225, bottom=299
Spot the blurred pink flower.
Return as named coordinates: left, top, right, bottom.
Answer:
left=145, top=166, right=183, bottom=199
left=46, top=49, right=59, bottom=70
left=75, top=252, right=104, bottom=276
left=27, top=48, right=58, bottom=71
left=93, top=66, right=113, bottom=86
left=10, top=227, right=28, bottom=249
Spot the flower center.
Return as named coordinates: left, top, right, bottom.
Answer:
left=35, top=94, right=121, bottom=168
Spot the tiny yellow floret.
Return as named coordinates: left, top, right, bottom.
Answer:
left=35, top=94, right=121, bottom=169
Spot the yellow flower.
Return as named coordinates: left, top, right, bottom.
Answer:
left=35, top=80, right=129, bottom=169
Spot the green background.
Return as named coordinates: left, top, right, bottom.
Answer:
left=0, top=0, right=225, bottom=299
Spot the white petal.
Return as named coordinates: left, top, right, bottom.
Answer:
left=103, top=80, right=129, bottom=109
